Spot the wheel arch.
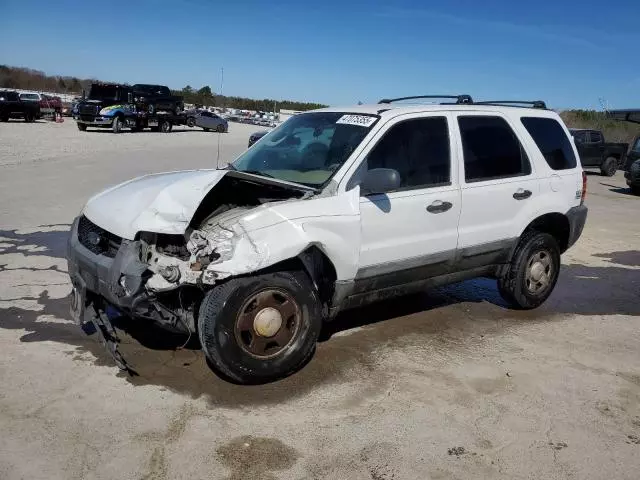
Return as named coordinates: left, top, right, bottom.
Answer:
left=243, top=244, right=338, bottom=315
left=520, top=212, right=571, bottom=253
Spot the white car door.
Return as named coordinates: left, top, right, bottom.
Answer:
left=350, top=113, right=461, bottom=291
left=453, top=112, right=539, bottom=267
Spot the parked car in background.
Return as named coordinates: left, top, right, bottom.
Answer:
left=19, top=92, right=62, bottom=118
left=248, top=130, right=269, bottom=147
left=569, top=128, right=628, bottom=176
left=607, top=109, right=640, bottom=195
left=0, top=90, right=40, bottom=122
left=185, top=110, right=228, bottom=132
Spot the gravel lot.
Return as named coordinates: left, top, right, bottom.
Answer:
left=1, top=119, right=639, bottom=480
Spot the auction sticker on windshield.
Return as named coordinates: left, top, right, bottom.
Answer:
left=336, top=114, right=377, bottom=128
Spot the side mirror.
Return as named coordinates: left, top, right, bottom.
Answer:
left=361, top=168, right=401, bottom=195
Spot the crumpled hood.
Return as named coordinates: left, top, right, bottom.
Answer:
left=83, top=169, right=228, bottom=240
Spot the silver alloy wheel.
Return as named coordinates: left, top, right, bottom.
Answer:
left=525, top=249, right=553, bottom=294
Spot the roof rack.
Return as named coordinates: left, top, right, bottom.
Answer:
left=473, top=100, right=547, bottom=109
left=378, top=95, right=473, bottom=105
left=377, top=95, right=547, bottom=109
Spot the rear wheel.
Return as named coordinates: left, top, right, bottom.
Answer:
left=186, top=116, right=196, bottom=128
left=112, top=116, right=123, bottom=133
left=600, top=157, right=617, bottom=176
left=217, top=123, right=226, bottom=133
left=24, top=111, right=35, bottom=123
left=77, top=122, right=87, bottom=131
left=198, top=271, right=322, bottom=384
left=498, top=231, right=561, bottom=310
left=631, top=185, right=640, bottom=196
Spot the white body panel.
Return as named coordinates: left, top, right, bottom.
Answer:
left=78, top=102, right=583, bottom=292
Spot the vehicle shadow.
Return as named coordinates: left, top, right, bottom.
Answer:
left=599, top=182, right=637, bottom=196
left=1, top=226, right=639, bottom=403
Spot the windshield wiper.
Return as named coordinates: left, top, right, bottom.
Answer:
left=238, top=169, right=275, bottom=178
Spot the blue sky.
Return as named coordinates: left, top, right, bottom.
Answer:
left=1, top=0, right=638, bottom=109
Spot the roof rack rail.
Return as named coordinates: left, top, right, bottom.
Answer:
left=378, top=95, right=473, bottom=105
left=474, top=100, right=547, bottom=109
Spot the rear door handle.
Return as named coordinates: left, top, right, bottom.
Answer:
left=513, top=189, right=532, bottom=200
left=426, top=200, right=453, bottom=213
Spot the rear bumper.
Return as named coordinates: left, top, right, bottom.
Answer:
left=566, top=205, right=588, bottom=249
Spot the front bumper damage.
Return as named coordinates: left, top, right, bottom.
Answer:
left=66, top=211, right=266, bottom=370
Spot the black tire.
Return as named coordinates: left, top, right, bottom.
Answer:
left=217, top=123, right=226, bottom=133
left=160, top=120, right=172, bottom=133
left=498, top=231, right=561, bottom=310
left=77, top=122, right=87, bottom=131
left=1, top=112, right=9, bottom=122
left=112, top=116, right=123, bottom=134
left=631, top=185, right=640, bottom=196
left=203, top=127, right=211, bottom=132
left=24, top=111, right=35, bottom=123
left=186, top=117, right=195, bottom=128
left=600, top=157, right=617, bottom=176
left=198, top=271, right=322, bottom=384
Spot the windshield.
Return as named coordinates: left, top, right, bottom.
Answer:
left=88, top=85, right=122, bottom=101
left=231, top=112, right=379, bottom=187
left=20, top=94, right=39, bottom=101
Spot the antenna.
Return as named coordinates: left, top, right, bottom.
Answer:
left=217, top=66, right=224, bottom=169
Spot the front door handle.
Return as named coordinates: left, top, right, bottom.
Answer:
left=513, top=189, right=532, bottom=200
left=426, top=200, right=453, bottom=213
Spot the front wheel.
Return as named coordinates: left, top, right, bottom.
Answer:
left=77, top=122, right=87, bottom=131
left=198, top=271, right=322, bottom=384
left=112, top=116, right=123, bottom=133
left=498, top=231, right=561, bottom=309
left=217, top=123, right=226, bottom=133
left=600, top=157, right=617, bottom=176
left=160, top=120, right=172, bottom=133
left=24, top=111, right=35, bottom=123
left=186, top=116, right=195, bottom=128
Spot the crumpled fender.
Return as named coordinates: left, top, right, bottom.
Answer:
left=205, top=188, right=363, bottom=281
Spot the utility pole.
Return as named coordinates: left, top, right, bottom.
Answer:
left=220, top=67, right=224, bottom=109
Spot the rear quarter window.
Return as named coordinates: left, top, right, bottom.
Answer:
left=521, top=117, right=577, bottom=170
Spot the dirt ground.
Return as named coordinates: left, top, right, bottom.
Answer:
left=0, top=119, right=639, bottom=480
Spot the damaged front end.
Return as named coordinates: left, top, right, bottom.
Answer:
left=67, top=173, right=310, bottom=370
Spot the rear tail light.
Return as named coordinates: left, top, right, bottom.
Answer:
left=581, top=171, right=587, bottom=205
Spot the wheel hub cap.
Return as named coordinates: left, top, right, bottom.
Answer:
left=530, top=262, right=545, bottom=282
left=253, top=307, right=282, bottom=337
left=526, top=250, right=553, bottom=294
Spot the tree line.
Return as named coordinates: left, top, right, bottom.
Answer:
left=0, top=65, right=326, bottom=111
left=175, top=85, right=325, bottom=112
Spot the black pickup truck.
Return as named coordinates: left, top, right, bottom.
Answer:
left=569, top=128, right=628, bottom=176
left=607, top=109, right=640, bottom=195
left=74, top=83, right=184, bottom=132
left=0, top=90, right=41, bottom=122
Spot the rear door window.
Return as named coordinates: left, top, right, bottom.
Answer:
left=458, top=116, right=531, bottom=182
left=521, top=117, right=577, bottom=170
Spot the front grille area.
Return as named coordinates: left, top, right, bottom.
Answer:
left=80, top=115, right=95, bottom=122
left=77, top=215, right=122, bottom=258
left=79, top=104, right=99, bottom=115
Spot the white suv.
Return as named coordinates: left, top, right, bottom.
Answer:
left=67, top=95, right=588, bottom=383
